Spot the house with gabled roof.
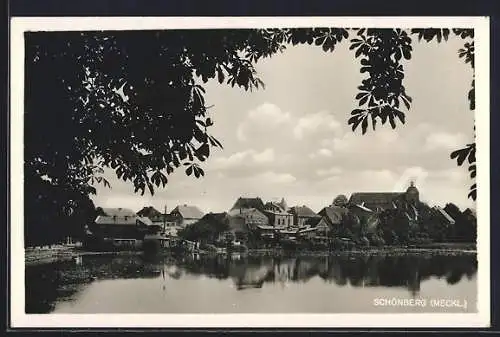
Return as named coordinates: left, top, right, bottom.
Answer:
left=263, top=200, right=294, bottom=229
left=137, top=206, right=162, bottom=218
left=433, top=206, right=456, bottom=225
left=318, top=205, right=349, bottom=229
left=86, top=207, right=155, bottom=249
left=288, top=205, right=321, bottom=227
left=303, top=216, right=331, bottom=237
left=229, top=197, right=266, bottom=215
left=170, top=204, right=204, bottom=227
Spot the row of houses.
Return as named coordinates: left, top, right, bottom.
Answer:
left=87, top=182, right=473, bottom=247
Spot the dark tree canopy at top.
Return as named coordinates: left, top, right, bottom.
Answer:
left=24, top=28, right=475, bottom=246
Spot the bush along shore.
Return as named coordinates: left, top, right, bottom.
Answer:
left=25, top=242, right=476, bottom=266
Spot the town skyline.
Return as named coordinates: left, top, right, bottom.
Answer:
left=90, top=35, right=475, bottom=214
left=94, top=180, right=475, bottom=216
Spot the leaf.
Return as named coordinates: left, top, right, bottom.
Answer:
left=394, top=109, right=405, bottom=124
left=196, top=143, right=210, bottom=159
left=469, top=164, right=476, bottom=178
left=389, top=114, right=396, bottom=129
left=450, top=148, right=469, bottom=166
left=361, top=117, right=368, bottom=135
left=468, top=184, right=477, bottom=201
left=359, top=94, right=369, bottom=106
left=402, top=47, right=412, bottom=60
left=348, top=114, right=362, bottom=132
left=193, top=166, right=200, bottom=178
left=185, top=165, right=193, bottom=176
left=355, top=92, right=366, bottom=99
left=468, top=146, right=476, bottom=164
left=443, top=29, right=450, bottom=41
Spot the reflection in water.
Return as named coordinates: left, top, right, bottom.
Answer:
left=25, top=253, right=477, bottom=313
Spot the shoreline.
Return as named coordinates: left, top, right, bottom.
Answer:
left=24, top=244, right=477, bottom=266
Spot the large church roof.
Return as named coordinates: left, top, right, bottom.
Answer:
left=348, top=192, right=403, bottom=210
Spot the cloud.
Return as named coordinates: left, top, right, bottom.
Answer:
left=237, top=103, right=292, bottom=141
left=253, top=171, right=297, bottom=184
left=424, top=132, right=467, bottom=151
left=309, top=148, right=333, bottom=159
left=293, top=110, right=341, bottom=140
left=253, top=148, right=275, bottom=163
left=316, top=166, right=343, bottom=177
left=211, top=148, right=276, bottom=170
left=323, top=128, right=402, bottom=154
left=211, top=150, right=252, bottom=170
left=391, top=166, right=430, bottom=191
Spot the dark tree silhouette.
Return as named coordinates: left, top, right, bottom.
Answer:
left=25, top=28, right=475, bottom=245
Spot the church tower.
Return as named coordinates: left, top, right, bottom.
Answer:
left=279, top=197, right=288, bottom=211
left=405, top=181, right=420, bottom=204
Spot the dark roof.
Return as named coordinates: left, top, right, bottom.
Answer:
left=304, top=216, right=324, bottom=227
left=289, top=205, right=319, bottom=218
left=434, top=206, right=456, bottom=224
left=348, top=193, right=403, bottom=210
left=230, top=197, right=265, bottom=211
left=201, top=212, right=230, bottom=223
left=264, top=201, right=286, bottom=212
left=463, top=208, right=477, bottom=219
left=171, top=205, right=204, bottom=219
left=137, top=206, right=162, bottom=218
left=319, top=206, right=348, bottom=225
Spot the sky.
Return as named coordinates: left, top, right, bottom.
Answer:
left=91, top=33, right=475, bottom=214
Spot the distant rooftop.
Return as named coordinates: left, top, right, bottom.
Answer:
left=100, top=208, right=136, bottom=217
left=171, top=205, right=204, bottom=219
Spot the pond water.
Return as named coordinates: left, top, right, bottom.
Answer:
left=25, top=252, right=477, bottom=314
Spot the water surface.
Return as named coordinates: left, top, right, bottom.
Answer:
left=25, top=252, right=477, bottom=313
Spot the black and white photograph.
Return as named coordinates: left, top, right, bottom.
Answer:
left=10, top=17, right=490, bottom=328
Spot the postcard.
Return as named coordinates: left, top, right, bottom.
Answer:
left=9, top=16, right=490, bottom=328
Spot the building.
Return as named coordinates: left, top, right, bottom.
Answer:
left=348, top=181, right=420, bottom=213
left=170, top=204, right=204, bottom=227
left=433, top=206, right=456, bottom=226
left=229, top=197, right=266, bottom=216
left=254, top=225, right=277, bottom=240
left=297, top=226, right=319, bottom=240
left=87, top=208, right=154, bottom=249
left=136, top=206, right=180, bottom=236
left=263, top=200, right=294, bottom=229
left=237, top=208, right=270, bottom=229
left=137, top=206, right=162, bottom=218
left=288, top=205, right=321, bottom=227
left=318, top=205, right=349, bottom=231
left=227, top=214, right=250, bottom=242
left=304, top=216, right=331, bottom=237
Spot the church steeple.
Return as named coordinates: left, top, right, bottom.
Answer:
left=405, top=181, right=419, bottom=204
left=279, top=197, right=288, bottom=211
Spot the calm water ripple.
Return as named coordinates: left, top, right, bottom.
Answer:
left=25, top=252, right=477, bottom=313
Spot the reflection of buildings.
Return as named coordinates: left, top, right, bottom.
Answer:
left=174, top=253, right=478, bottom=296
